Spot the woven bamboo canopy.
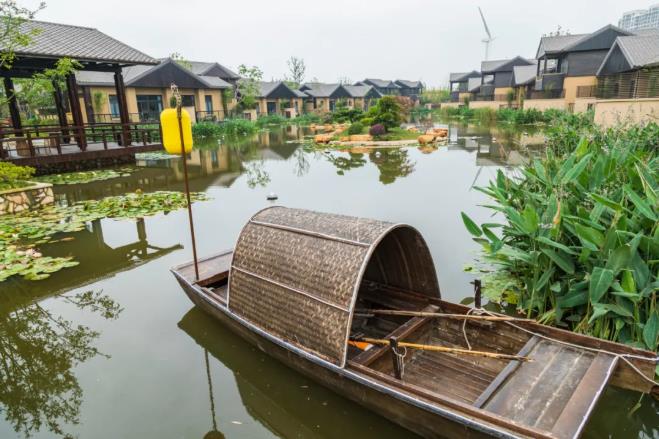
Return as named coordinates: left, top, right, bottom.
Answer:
left=228, top=207, right=440, bottom=367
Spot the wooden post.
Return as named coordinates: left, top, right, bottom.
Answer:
left=473, top=279, right=482, bottom=309
left=52, top=80, right=70, bottom=143
left=82, top=85, right=95, bottom=124
left=389, top=337, right=403, bottom=380
left=3, top=76, right=22, bottom=132
left=66, top=73, right=86, bottom=150
left=113, top=69, right=131, bottom=146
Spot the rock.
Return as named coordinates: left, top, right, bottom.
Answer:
left=314, top=134, right=332, bottom=144
left=418, top=134, right=437, bottom=145
left=349, top=134, right=373, bottom=142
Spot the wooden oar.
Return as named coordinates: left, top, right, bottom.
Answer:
left=355, top=308, right=532, bottom=323
left=353, top=337, right=532, bottom=362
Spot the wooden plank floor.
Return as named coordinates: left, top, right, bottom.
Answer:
left=176, top=251, right=233, bottom=284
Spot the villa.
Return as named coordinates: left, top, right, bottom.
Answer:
left=594, top=32, right=659, bottom=125
left=525, top=25, right=632, bottom=112
left=447, top=71, right=481, bottom=105
left=355, top=78, right=424, bottom=102
left=247, top=81, right=304, bottom=120
left=470, top=57, right=535, bottom=109
left=76, top=58, right=236, bottom=124
left=296, top=83, right=381, bottom=113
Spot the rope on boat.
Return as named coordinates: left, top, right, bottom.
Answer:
left=352, top=337, right=532, bottom=362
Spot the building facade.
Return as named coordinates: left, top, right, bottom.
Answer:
left=618, top=4, right=659, bottom=31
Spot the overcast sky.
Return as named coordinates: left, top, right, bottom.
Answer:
left=24, top=0, right=654, bottom=87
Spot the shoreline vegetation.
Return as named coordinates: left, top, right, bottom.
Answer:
left=462, top=118, right=658, bottom=351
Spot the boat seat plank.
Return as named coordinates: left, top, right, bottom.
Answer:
left=473, top=335, right=541, bottom=408
left=176, top=250, right=232, bottom=284
left=550, top=353, right=617, bottom=439
left=481, top=338, right=617, bottom=439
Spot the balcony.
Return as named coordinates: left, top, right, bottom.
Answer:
left=535, top=73, right=566, bottom=94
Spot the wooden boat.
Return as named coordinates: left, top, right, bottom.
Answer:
left=172, top=206, right=658, bottom=439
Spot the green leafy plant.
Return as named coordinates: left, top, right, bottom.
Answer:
left=0, top=162, right=35, bottom=190
left=462, top=122, right=659, bottom=350
left=35, top=168, right=134, bottom=185
left=371, top=96, right=403, bottom=130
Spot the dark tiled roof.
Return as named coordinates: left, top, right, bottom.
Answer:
left=537, top=34, right=588, bottom=57
left=8, top=20, right=156, bottom=64
left=612, top=34, right=659, bottom=69
left=364, top=78, right=400, bottom=88
left=76, top=59, right=231, bottom=88
left=343, top=84, right=375, bottom=98
left=450, top=71, right=481, bottom=82
left=188, top=61, right=240, bottom=80
left=395, top=79, right=422, bottom=88
left=481, top=56, right=534, bottom=73
left=299, top=82, right=341, bottom=97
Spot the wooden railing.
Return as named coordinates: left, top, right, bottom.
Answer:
left=596, top=69, right=659, bottom=100
left=0, top=122, right=162, bottom=160
left=195, top=110, right=223, bottom=122
left=576, top=86, right=597, bottom=98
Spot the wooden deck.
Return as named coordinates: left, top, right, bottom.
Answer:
left=4, top=142, right=163, bottom=173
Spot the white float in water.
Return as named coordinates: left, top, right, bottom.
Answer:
left=267, top=193, right=278, bottom=201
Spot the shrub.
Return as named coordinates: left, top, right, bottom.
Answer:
left=369, top=124, right=386, bottom=137
left=256, top=114, right=287, bottom=127
left=360, top=117, right=375, bottom=126
left=372, top=96, right=403, bottom=130
left=462, top=122, right=659, bottom=349
left=331, top=107, right=364, bottom=123
left=295, top=113, right=322, bottom=125
left=0, top=162, right=36, bottom=190
left=347, top=122, right=364, bottom=135
left=192, top=121, right=223, bottom=138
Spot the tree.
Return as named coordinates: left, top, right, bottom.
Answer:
left=0, top=0, right=46, bottom=70
left=170, top=51, right=192, bottom=70
left=337, top=76, right=352, bottom=85
left=236, top=64, right=263, bottom=110
left=371, top=96, right=403, bottom=130
left=285, top=56, right=305, bottom=87
left=14, top=57, right=82, bottom=121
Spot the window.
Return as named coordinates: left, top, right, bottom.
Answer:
left=205, top=95, right=213, bottom=112
left=181, top=95, right=195, bottom=108
left=109, top=95, right=120, bottom=117
left=136, top=95, right=163, bottom=121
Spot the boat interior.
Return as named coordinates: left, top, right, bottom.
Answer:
left=176, top=251, right=633, bottom=439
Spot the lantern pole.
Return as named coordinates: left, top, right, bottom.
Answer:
left=172, top=84, right=199, bottom=281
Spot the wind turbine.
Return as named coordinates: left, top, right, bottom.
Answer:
left=478, top=7, right=495, bottom=60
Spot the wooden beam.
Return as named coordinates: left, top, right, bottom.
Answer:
left=3, top=77, right=22, bottom=131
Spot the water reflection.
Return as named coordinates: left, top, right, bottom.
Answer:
left=0, top=290, right=121, bottom=438
left=178, top=308, right=414, bottom=439
left=2, top=218, right=181, bottom=301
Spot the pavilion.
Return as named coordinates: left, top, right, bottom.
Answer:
left=0, top=20, right=163, bottom=172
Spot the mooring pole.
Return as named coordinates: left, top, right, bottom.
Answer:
left=472, top=279, right=482, bottom=309
left=174, top=85, right=199, bottom=281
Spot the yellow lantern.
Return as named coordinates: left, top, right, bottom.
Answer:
left=160, top=108, right=193, bottom=154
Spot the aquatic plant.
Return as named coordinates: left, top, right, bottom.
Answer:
left=255, top=114, right=288, bottom=127
left=35, top=168, right=134, bottom=185
left=0, top=162, right=36, bottom=191
left=462, top=122, right=659, bottom=350
left=294, top=113, right=322, bottom=125
left=0, top=190, right=208, bottom=281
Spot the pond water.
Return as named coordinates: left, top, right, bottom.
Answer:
left=0, top=122, right=656, bottom=439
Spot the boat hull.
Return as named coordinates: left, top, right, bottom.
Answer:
left=174, top=275, right=523, bottom=439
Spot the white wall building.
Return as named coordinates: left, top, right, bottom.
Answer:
left=618, top=4, right=659, bottom=31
